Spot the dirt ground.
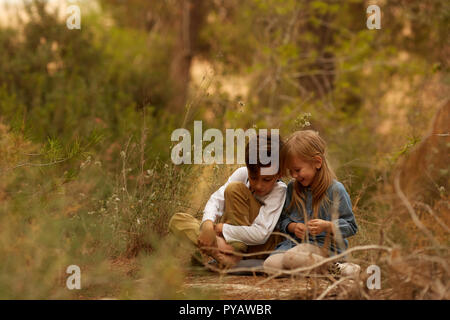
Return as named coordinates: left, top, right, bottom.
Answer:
left=183, top=269, right=346, bottom=300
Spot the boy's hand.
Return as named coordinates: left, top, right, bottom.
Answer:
left=307, top=219, right=332, bottom=236
left=214, top=223, right=224, bottom=236
left=197, top=221, right=217, bottom=250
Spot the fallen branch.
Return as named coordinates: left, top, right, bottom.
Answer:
left=316, top=276, right=354, bottom=300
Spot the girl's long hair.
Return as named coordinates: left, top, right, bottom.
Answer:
left=282, top=130, right=336, bottom=219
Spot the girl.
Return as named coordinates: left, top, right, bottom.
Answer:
left=263, top=130, right=359, bottom=275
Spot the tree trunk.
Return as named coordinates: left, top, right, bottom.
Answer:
left=168, top=0, right=207, bottom=116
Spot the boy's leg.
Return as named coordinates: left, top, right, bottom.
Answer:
left=214, top=236, right=242, bottom=268
left=168, top=212, right=201, bottom=246
left=220, top=182, right=262, bottom=253
left=169, top=212, right=208, bottom=265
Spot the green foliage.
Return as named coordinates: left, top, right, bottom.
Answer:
left=0, top=122, right=196, bottom=298
left=0, top=0, right=448, bottom=299
left=0, top=2, right=173, bottom=164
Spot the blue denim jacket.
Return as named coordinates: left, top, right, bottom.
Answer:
left=275, top=179, right=358, bottom=255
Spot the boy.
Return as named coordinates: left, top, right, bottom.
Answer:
left=169, top=133, right=286, bottom=268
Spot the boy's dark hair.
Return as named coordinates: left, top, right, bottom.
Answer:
left=245, top=132, right=284, bottom=176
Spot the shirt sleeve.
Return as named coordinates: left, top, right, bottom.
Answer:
left=279, top=182, right=295, bottom=234
left=201, top=167, right=248, bottom=224
left=222, top=182, right=287, bottom=245
left=331, top=182, right=358, bottom=239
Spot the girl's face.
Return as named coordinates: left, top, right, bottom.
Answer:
left=288, top=156, right=322, bottom=187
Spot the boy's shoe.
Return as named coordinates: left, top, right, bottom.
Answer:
left=202, top=258, right=222, bottom=273
left=190, top=249, right=206, bottom=267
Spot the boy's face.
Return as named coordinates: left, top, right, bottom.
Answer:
left=247, top=168, right=280, bottom=197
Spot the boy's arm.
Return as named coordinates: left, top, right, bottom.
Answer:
left=199, top=167, right=248, bottom=250
left=221, top=183, right=287, bottom=245
left=201, top=167, right=248, bottom=224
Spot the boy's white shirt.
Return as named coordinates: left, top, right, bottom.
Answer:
left=202, top=166, right=287, bottom=245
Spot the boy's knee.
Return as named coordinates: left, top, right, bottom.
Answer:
left=228, top=241, right=248, bottom=253
left=168, top=212, right=201, bottom=246
left=224, top=182, right=249, bottom=198
left=168, top=212, right=195, bottom=233
left=168, top=212, right=182, bottom=233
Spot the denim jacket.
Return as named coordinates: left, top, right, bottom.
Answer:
left=277, top=179, right=358, bottom=255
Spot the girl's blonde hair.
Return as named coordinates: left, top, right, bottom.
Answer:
left=282, top=130, right=336, bottom=219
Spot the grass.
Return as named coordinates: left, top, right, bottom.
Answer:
left=0, top=108, right=448, bottom=299
left=0, top=121, right=206, bottom=299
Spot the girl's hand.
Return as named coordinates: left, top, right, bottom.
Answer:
left=287, top=222, right=307, bottom=239
left=307, top=219, right=332, bottom=236
left=214, top=223, right=224, bottom=236
left=294, top=222, right=307, bottom=239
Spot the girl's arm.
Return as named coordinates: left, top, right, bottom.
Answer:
left=332, top=182, right=358, bottom=238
